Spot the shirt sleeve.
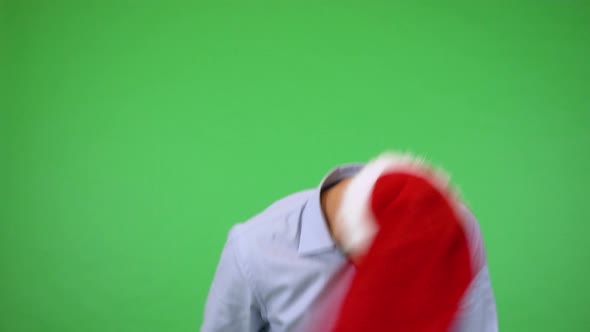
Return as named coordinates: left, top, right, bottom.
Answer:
left=201, top=227, right=265, bottom=332
left=452, top=206, right=499, bottom=332
left=453, top=265, right=499, bottom=332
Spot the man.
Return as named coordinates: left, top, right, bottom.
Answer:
left=201, top=153, right=498, bottom=331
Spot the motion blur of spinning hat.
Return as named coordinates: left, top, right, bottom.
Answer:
left=321, top=152, right=475, bottom=332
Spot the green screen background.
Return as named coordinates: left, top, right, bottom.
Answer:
left=2, top=1, right=589, bottom=331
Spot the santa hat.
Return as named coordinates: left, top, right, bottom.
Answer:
left=329, top=152, right=475, bottom=332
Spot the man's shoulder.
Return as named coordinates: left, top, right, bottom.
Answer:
left=229, top=188, right=314, bottom=242
left=223, top=189, right=314, bottom=283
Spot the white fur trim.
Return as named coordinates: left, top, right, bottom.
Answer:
left=335, top=152, right=455, bottom=256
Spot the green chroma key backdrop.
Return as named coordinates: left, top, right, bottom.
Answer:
left=2, top=1, right=589, bottom=331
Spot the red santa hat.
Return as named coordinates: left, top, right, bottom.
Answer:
left=329, top=152, right=475, bottom=332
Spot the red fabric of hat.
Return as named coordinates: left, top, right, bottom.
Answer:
left=329, top=154, right=475, bottom=332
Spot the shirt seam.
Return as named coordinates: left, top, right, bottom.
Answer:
left=229, top=230, right=269, bottom=321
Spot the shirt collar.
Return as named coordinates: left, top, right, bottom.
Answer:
left=298, top=163, right=365, bottom=256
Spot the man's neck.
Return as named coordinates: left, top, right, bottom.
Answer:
left=320, top=177, right=352, bottom=246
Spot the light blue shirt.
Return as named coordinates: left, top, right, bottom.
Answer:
left=201, top=164, right=498, bottom=332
